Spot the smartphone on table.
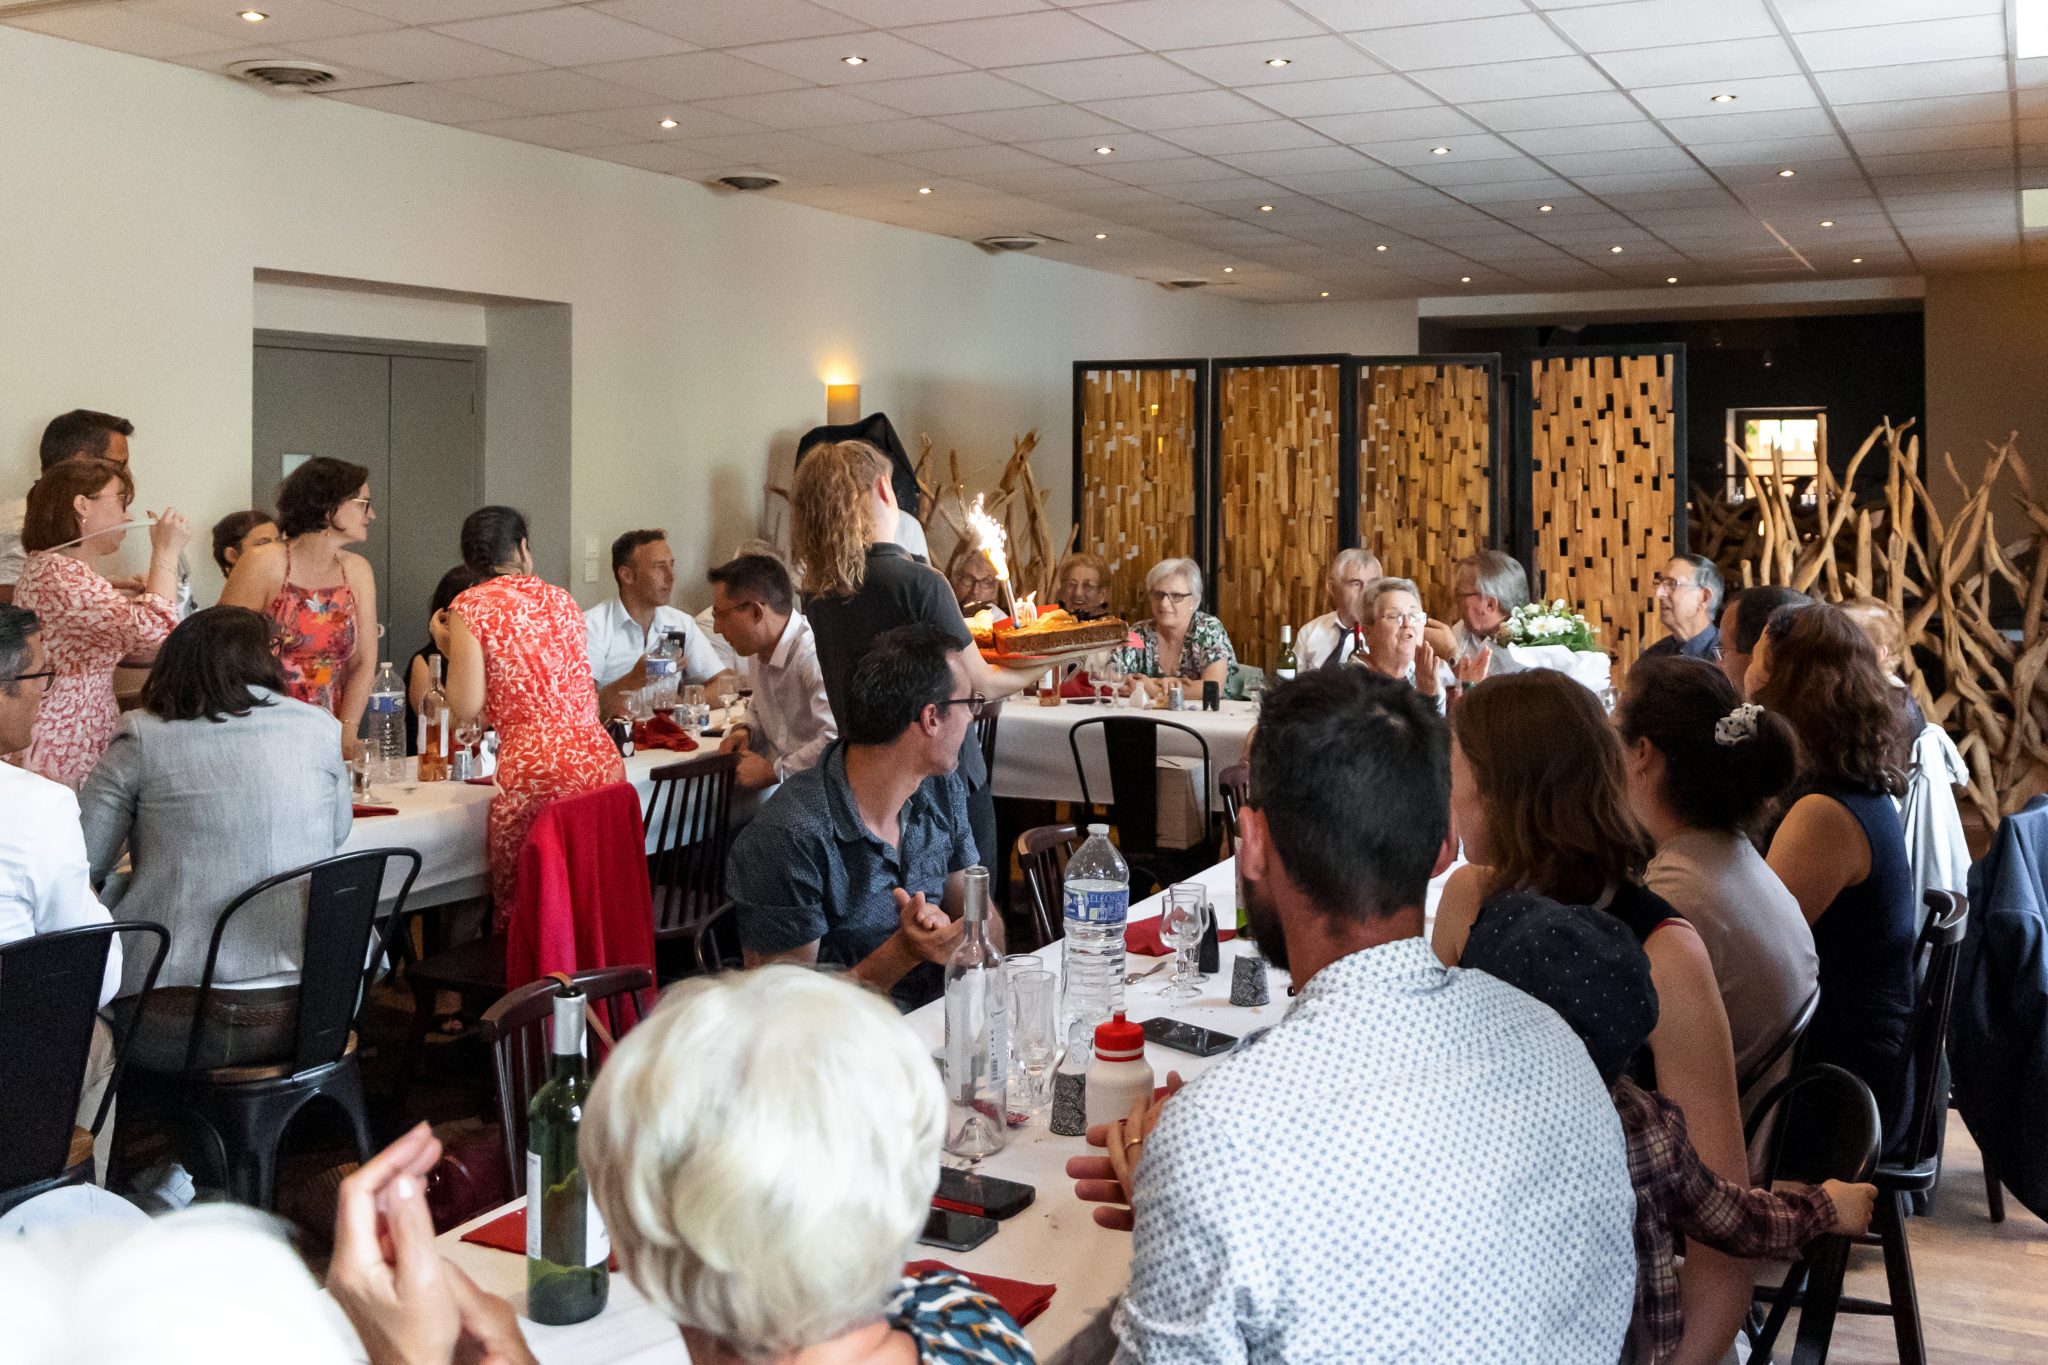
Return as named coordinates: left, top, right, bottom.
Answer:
left=918, top=1207, right=997, bottom=1253
left=935, top=1167, right=1035, bottom=1220
left=1140, top=1016, right=1238, bottom=1058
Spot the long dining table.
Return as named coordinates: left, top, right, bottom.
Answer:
left=988, top=697, right=1260, bottom=806
left=333, top=857, right=1454, bottom=1365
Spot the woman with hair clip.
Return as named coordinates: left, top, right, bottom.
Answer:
left=220, top=455, right=378, bottom=760
left=432, top=506, right=622, bottom=918
left=1750, top=602, right=1919, bottom=1153
left=1433, top=669, right=1754, bottom=1365
left=1617, top=657, right=1816, bottom=1092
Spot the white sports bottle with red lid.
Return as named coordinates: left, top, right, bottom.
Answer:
left=1083, top=1010, right=1155, bottom=1129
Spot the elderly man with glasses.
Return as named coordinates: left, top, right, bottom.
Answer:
left=727, top=622, right=990, bottom=1011
left=1644, top=553, right=1725, bottom=661
left=1295, top=547, right=1383, bottom=672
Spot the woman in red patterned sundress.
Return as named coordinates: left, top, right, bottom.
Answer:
left=434, top=505, right=623, bottom=920
left=13, top=458, right=187, bottom=786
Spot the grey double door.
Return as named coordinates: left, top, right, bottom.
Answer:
left=253, top=336, right=482, bottom=678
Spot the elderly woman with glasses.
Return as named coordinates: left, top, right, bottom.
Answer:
left=945, top=542, right=1003, bottom=614
left=1354, top=577, right=1453, bottom=713
left=1114, top=556, right=1236, bottom=699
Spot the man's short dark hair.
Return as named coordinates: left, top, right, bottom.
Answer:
left=707, top=553, right=794, bottom=616
left=611, top=529, right=667, bottom=581
left=1247, top=668, right=1450, bottom=922
left=1727, top=584, right=1809, bottom=654
left=0, top=604, right=41, bottom=686
left=843, top=623, right=961, bottom=747
left=39, top=410, right=132, bottom=469
left=209, top=509, right=275, bottom=575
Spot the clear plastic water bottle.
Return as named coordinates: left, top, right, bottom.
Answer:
left=1061, top=823, right=1130, bottom=1039
left=645, top=631, right=681, bottom=712
left=366, top=660, right=407, bottom=788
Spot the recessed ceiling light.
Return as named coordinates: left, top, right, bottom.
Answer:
left=1778, top=168, right=1796, bottom=178
left=841, top=54, right=866, bottom=66
left=659, top=117, right=677, bottom=129
left=1666, top=276, right=1679, bottom=284
left=1610, top=245, right=1624, bottom=253
left=918, top=186, right=931, bottom=195
left=1710, top=93, right=1737, bottom=103
left=1538, top=204, right=1554, bottom=212
left=1430, top=146, right=1450, bottom=155
left=1265, top=57, right=1291, bottom=67
left=1223, top=266, right=1234, bottom=272
left=1820, top=219, right=1834, bottom=227
left=1095, top=146, right=1114, bottom=155
left=1320, top=291, right=1330, bottom=298
left=1258, top=204, right=1274, bottom=212
left=1094, top=232, right=1107, bottom=240
left=239, top=8, right=266, bottom=18
left=1852, top=256, right=1864, bottom=263
left=1460, top=276, right=1472, bottom=283
left=1375, top=243, right=1388, bottom=252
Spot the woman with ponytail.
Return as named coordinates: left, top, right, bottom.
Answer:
left=1618, top=657, right=1816, bottom=1091
left=434, top=506, right=623, bottom=918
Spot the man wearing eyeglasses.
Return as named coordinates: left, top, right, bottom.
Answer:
left=0, top=409, right=134, bottom=608
left=1295, top=548, right=1383, bottom=673
left=727, top=623, right=992, bottom=1011
left=1643, top=554, right=1725, bottom=661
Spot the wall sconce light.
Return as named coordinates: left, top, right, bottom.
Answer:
left=825, top=382, right=861, bottom=424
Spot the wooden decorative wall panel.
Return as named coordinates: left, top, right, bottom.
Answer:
left=1215, top=363, right=1344, bottom=671
left=1076, top=366, right=1201, bottom=619
left=1356, top=360, right=1493, bottom=618
left=1527, top=352, right=1681, bottom=671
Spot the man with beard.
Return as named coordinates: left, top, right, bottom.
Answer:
left=1069, top=667, right=1637, bottom=1362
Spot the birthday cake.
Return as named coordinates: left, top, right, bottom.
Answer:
left=975, top=606, right=1128, bottom=657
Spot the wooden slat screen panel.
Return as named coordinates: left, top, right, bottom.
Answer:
left=1356, top=360, right=1492, bottom=619
left=1077, top=366, right=1201, bottom=620
left=1215, top=363, right=1343, bottom=671
left=1528, top=351, right=1680, bottom=671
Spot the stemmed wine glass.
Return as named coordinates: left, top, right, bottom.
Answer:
left=451, top=716, right=483, bottom=781
left=714, top=676, right=740, bottom=725
left=1161, top=884, right=1210, bottom=1001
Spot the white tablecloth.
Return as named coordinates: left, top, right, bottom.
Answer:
left=990, top=699, right=1259, bottom=805
left=360, top=857, right=1453, bottom=1365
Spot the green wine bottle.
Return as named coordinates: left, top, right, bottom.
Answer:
left=526, top=989, right=609, bottom=1326
left=1274, top=624, right=1298, bottom=682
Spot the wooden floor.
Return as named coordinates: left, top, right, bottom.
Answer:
left=1769, top=1112, right=2048, bottom=1363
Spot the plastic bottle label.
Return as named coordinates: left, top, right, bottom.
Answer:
left=1063, top=885, right=1128, bottom=927
left=368, top=694, right=401, bottom=714
left=646, top=656, right=678, bottom=678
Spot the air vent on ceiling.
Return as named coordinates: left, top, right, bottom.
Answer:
left=715, top=174, right=783, bottom=191
left=226, top=59, right=339, bottom=90
left=977, top=234, right=1046, bottom=252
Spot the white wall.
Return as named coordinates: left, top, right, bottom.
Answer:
left=253, top=281, right=489, bottom=348
left=1, top=25, right=1288, bottom=608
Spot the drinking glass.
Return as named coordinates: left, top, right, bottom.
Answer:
left=1095, top=657, right=1122, bottom=705
left=451, top=717, right=482, bottom=782
left=1006, top=968, right=1057, bottom=1121
left=349, top=752, right=374, bottom=804
left=714, top=677, right=740, bottom=720
left=1161, top=884, right=1209, bottom=1001
left=681, top=684, right=708, bottom=732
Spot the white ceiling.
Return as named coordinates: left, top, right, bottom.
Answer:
left=9, top=0, right=2046, bottom=301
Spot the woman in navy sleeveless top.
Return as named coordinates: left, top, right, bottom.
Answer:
left=1753, top=603, right=1919, bottom=1153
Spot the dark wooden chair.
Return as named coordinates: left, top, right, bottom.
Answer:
left=477, top=966, right=656, bottom=1199
left=1067, top=715, right=1216, bottom=895
left=121, top=848, right=420, bottom=1209
left=1016, top=823, right=1084, bottom=950
left=974, top=700, right=1002, bottom=778
left=1737, top=987, right=1822, bottom=1105
left=1217, top=761, right=1250, bottom=852
left=644, top=751, right=740, bottom=977
left=0, top=922, right=168, bottom=1216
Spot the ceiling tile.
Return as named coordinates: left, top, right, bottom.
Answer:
left=1218, top=145, right=1379, bottom=176
left=1247, top=74, right=1441, bottom=118
left=321, top=82, right=524, bottom=123
left=1814, top=57, right=2012, bottom=105
left=1405, top=154, right=1549, bottom=185
left=1794, top=15, right=2008, bottom=71
left=995, top=54, right=1212, bottom=101
left=1630, top=74, right=1819, bottom=120
left=336, top=0, right=574, bottom=22
left=1272, top=166, right=1421, bottom=194
left=130, top=0, right=396, bottom=45
left=1302, top=106, right=1482, bottom=144
left=887, top=142, right=1065, bottom=175
left=1593, top=37, right=1802, bottom=88
left=1084, top=0, right=1323, bottom=50
left=1349, top=15, right=1574, bottom=69
left=588, top=0, right=865, bottom=48
left=290, top=28, right=544, bottom=80
left=1658, top=107, right=1836, bottom=144
left=465, top=113, right=626, bottom=150
left=1354, top=132, right=1520, bottom=165
left=855, top=70, right=1056, bottom=115
left=1165, top=35, right=1384, bottom=87
left=435, top=68, right=658, bottom=113
left=1547, top=0, right=1778, bottom=53
left=726, top=32, right=967, bottom=83
left=1413, top=56, right=1615, bottom=105
left=1569, top=168, right=1720, bottom=194
left=433, top=10, right=692, bottom=67
left=1091, top=155, right=1249, bottom=185
left=817, top=0, right=1045, bottom=23
left=9, top=6, right=251, bottom=58
left=1462, top=91, right=1643, bottom=133
left=1832, top=92, right=2015, bottom=132
left=1018, top=131, right=1193, bottom=164
left=670, top=128, right=845, bottom=161
left=578, top=139, right=734, bottom=173
left=696, top=86, right=899, bottom=127
left=936, top=103, right=1123, bottom=140
left=1849, top=121, right=2014, bottom=157
left=967, top=164, right=1127, bottom=194
left=899, top=11, right=1138, bottom=67
left=1152, top=174, right=1285, bottom=202
left=1860, top=146, right=2016, bottom=177
left=1447, top=177, right=1577, bottom=203
left=1688, top=133, right=1853, bottom=166
left=1540, top=145, right=1702, bottom=176
left=571, top=102, right=769, bottom=138
left=1081, top=88, right=1277, bottom=129
left=1507, top=121, right=1674, bottom=154
left=577, top=51, right=812, bottom=99
left=1158, top=121, right=1334, bottom=155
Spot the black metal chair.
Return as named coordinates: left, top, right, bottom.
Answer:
left=644, top=751, right=740, bottom=977
left=122, top=848, right=420, bottom=1210
left=1217, top=761, right=1250, bottom=852
left=1016, top=822, right=1084, bottom=950
left=0, top=922, right=168, bottom=1215
left=1738, top=987, right=1822, bottom=1106
left=974, top=700, right=1002, bottom=778
left=1743, top=1063, right=1885, bottom=1365
left=477, top=966, right=656, bottom=1199
left=1067, top=715, right=1216, bottom=895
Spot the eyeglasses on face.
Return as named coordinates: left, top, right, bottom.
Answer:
left=1, top=668, right=56, bottom=687
left=1653, top=574, right=1701, bottom=594
left=933, top=693, right=988, bottom=719
left=1149, top=590, right=1194, bottom=606
left=1377, top=609, right=1428, bottom=626
left=347, top=496, right=375, bottom=512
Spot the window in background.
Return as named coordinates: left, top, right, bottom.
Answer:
left=1726, top=408, right=1824, bottom=505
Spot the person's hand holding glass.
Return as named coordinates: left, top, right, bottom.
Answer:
left=1161, top=884, right=1210, bottom=1000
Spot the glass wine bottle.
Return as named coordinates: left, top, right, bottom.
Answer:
left=1274, top=624, right=1298, bottom=681
left=526, top=989, right=609, bottom=1326
left=416, top=654, right=451, bottom=783
left=943, top=865, right=1009, bottom=1158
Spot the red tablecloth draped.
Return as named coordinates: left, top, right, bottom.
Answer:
left=503, top=783, right=656, bottom=1019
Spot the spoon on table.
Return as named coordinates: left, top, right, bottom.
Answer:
left=1124, top=961, right=1170, bottom=986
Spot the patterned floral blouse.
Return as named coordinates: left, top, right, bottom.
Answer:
left=886, top=1270, right=1035, bottom=1364
left=1114, top=610, right=1237, bottom=683
left=265, top=543, right=358, bottom=716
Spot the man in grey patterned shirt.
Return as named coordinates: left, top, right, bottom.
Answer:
left=1077, top=668, right=1636, bottom=1362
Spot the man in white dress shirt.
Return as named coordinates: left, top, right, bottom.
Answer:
left=1075, top=667, right=1636, bottom=1362
left=707, top=553, right=835, bottom=792
left=1293, top=547, right=1381, bottom=673
left=584, top=529, right=731, bottom=718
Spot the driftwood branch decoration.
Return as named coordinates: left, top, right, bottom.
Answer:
left=915, top=430, right=1059, bottom=603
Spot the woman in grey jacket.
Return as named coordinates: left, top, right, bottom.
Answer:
left=80, top=605, right=352, bottom=1069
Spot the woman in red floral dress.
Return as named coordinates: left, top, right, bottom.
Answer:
left=434, top=506, right=623, bottom=920
left=14, top=458, right=187, bottom=786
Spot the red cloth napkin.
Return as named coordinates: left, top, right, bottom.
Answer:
left=503, top=783, right=657, bottom=1023
left=632, top=715, right=699, bottom=753
left=904, top=1259, right=1055, bottom=1327
left=1126, top=915, right=1235, bottom=958
left=465, top=776, right=497, bottom=787
left=459, top=1207, right=619, bottom=1270
left=352, top=804, right=400, bottom=817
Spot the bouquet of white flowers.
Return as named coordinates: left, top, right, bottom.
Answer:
left=1498, top=600, right=1601, bottom=653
